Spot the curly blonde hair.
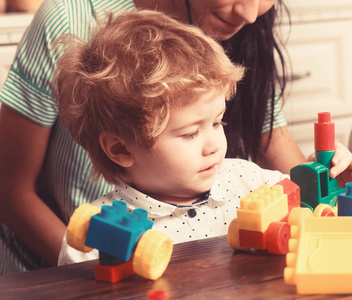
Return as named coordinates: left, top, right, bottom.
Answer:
left=53, top=10, right=244, bottom=184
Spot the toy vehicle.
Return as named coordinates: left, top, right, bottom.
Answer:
left=291, top=112, right=345, bottom=211
left=227, top=177, right=338, bottom=255
left=66, top=200, right=173, bottom=283
left=227, top=178, right=305, bottom=255
left=229, top=113, right=346, bottom=256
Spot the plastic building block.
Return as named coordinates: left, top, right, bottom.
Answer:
left=237, top=184, right=288, bottom=232
left=66, top=200, right=173, bottom=283
left=284, top=216, right=352, bottom=294
left=99, top=251, right=124, bottom=266
left=228, top=181, right=301, bottom=255
left=147, top=289, right=169, bottom=300
left=93, top=228, right=172, bottom=282
left=290, top=162, right=344, bottom=210
left=227, top=219, right=242, bottom=250
left=313, top=203, right=336, bottom=217
left=133, top=229, right=173, bottom=280
left=314, top=112, right=335, bottom=152
left=85, top=200, right=153, bottom=261
left=276, top=178, right=301, bottom=214
left=234, top=221, right=290, bottom=255
left=238, top=223, right=290, bottom=254
left=287, top=207, right=313, bottom=226
left=239, top=229, right=265, bottom=249
left=95, top=260, right=135, bottom=283
left=291, top=112, right=345, bottom=211
left=265, top=222, right=290, bottom=254
left=338, top=182, right=352, bottom=216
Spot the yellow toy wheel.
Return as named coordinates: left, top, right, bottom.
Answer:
left=314, top=204, right=335, bottom=217
left=332, top=205, right=338, bottom=216
left=227, top=219, right=242, bottom=250
left=288, top=207, right=313, bottom=226
left=66, top=203, right=101, bottom=252
left=133, top=229, right=173, bottom=280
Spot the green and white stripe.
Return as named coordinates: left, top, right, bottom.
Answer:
left=0, top=0, right=135, bottom=275
left=262, top=94, right=287, bottom=133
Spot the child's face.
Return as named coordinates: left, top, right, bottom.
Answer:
left=126, top=89, right=227, bottom=204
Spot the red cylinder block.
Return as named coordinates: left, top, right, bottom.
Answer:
left=314, top=112, right=335, bottom=151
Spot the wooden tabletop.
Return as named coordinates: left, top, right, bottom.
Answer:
left=0, top=236, right=350, bottom=299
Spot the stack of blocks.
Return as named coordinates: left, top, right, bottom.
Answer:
left=228, top=178, right=300, bottom=255
left=85, top=200, right=153, bottom=283
left=290, top=112, right=345, bottom=211
left=283, top=113, right=352, bottom=294
left=66, top=199, right=173, bottom=283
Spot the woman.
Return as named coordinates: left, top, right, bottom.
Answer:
left=0, top=0, right=304, bottom=274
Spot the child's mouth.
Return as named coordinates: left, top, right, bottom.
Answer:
left=199, top=163, right=217, bottom=174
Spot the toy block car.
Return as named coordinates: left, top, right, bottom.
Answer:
left=227, top=178, right=301, bottom=255
left=66, top=200, right=173, bottom=282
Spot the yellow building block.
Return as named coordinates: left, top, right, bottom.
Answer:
left=284, top=217, right=352, bottom=294
left=237, top=184, right=289, bottom=232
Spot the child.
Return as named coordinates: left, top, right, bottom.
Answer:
left=53, top=10, right=352, bottom=265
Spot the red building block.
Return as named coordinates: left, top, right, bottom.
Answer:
left=239, top=229, right=265, bottom=249
left=147, top=289, right=169, bottom=300
left=95, top=259, right=135, bottom=283
left=276, top=178, right=301, bottom=215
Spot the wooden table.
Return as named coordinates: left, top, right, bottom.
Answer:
left=0, top=236, right=350, bottom=299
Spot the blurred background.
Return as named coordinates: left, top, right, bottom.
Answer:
left=278, top=0, right=352, bottom=156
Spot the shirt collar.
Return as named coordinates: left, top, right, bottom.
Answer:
left=112, top=184, right=225, bottom=219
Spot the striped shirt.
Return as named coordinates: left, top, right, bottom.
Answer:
left=0, top=0, right=286, bottom=274
left=262, top=94, right=287, bottom=133
left=0, top=0, right=135, bottom=275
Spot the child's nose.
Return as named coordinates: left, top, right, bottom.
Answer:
left=232, top=0, right=260, bottom=24
left=202, top=131, right=223, bottom=156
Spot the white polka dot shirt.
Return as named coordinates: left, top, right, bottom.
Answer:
left=58, top=159, right=288, bottom=265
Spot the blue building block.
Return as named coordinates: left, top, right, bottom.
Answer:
left=85, top=200, right=153, bottom=261
left=338, top=182, right=352, bottom=216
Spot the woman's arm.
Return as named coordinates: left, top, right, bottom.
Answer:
left=256, top=126, right=306, bottom=175
left=0, top=105, right=66, bottom=266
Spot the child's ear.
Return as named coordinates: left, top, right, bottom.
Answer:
left=99, top=133, right=135, bottom=168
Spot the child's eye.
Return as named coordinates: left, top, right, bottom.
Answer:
left=182, top=130, right=199, bottom=139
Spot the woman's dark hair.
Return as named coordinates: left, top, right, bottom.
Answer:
left=221, top=1, right=288, bottom=161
